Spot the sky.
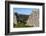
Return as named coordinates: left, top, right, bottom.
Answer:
left=13, top=8, right=32, bottom=15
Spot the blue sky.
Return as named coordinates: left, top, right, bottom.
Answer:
left=13, top=8, right=32, bottom=15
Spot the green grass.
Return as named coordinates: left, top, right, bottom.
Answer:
left=13, top=23, right=33, bottom=28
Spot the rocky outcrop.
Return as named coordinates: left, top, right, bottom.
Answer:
left=13, top=15, right=17, bottom=24
left=26, top=9, right=39, bottom=27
